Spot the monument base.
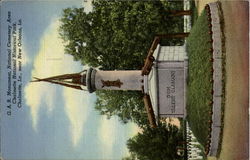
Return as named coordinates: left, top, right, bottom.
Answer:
left=145, top=44, right=188, bottom=118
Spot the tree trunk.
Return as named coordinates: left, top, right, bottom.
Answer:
left=156, top=33, right=190, bottom=39
left=169, top=10, right=192, bottom=17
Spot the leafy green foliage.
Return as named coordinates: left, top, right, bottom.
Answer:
left=126, top=123, right=184, bottom=160
left=186, top=9, right=213, bottom=147
left=59, top=1, right=184, bottom=126
left=95, top=90, right=148, bottom=127
left=59, top=0, right=184, bottom=70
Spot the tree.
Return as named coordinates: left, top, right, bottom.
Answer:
left=122, top=153, right=137, bottom=160
left=95, top=90, right=149, bottom=128
left=59, top=0, right=185, bottom=126
left=126, top=123, right=184, bottom=160
left=59, top=0, right=184, bottom=70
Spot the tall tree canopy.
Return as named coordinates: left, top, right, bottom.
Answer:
left=59, top=0, right=184, bottom=126
left=126, top=123, right=184, bottom=160
left=59, top=0, right=183, bottom=69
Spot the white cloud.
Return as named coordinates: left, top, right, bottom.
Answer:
left=83, top=0, right=93, bottom=13
left=25, top=81, right=56, bottom=130
left=24, top=19, right=63, bottom=130
left=63, top=88, right=91, bottom=146
left=98, top=116, right=140, bottom=158
left=19, top=45, right=30, bottom=66
left=123, top=124, right=142, bottom=157
left=98, top=116, right=117, bottom=158
left=24, top=18, right=91, bottom=146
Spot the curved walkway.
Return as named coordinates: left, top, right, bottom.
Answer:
left=206, top=2, right=224, bottom=156
left=217, top=1, right=249, bottom=160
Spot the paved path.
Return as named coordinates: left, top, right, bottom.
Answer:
left=208, top=2, right=223, bottom=156
left=218, top=1, right=249, bottom=160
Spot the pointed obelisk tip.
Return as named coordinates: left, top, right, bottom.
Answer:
left=30, top=77, right=40, bottom=82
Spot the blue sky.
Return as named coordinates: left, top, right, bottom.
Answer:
left=0, top=1, right=139, bottom=159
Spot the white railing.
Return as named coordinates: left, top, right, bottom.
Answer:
left=186, top=122, right=204, bottom=160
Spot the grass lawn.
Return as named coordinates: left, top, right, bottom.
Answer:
left=186, top=8, right=213, bottom=150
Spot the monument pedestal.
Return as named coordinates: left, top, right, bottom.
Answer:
left=145, top=44, right=188, bottom=118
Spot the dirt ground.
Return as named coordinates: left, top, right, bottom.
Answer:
left=219, top=1, right=249, bottom=160
left=196, top=1, right=249, bottom=160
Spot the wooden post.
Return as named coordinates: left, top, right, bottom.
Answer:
left=143, top=94, right=157, bottom=128
left=141, top=37, right=159, bottom=75
left=169, top=10, right=192, bottom=17
left=156, top=33, right=190, bottom=39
